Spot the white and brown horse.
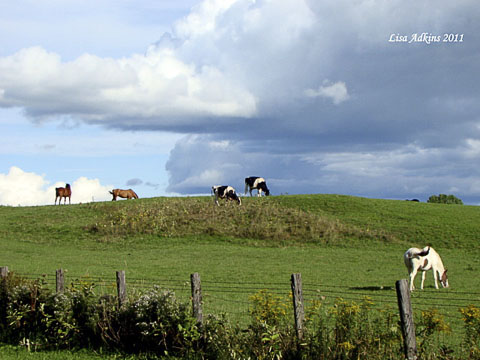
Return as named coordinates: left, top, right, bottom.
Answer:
left=55, top=184, right=71, bottom=205
left=109, top=189, right=139, bottom=201
left=404, top=246, right=449, bottom=291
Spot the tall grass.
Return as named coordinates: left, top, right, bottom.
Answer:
left=86, top=197, right=391, bottom=246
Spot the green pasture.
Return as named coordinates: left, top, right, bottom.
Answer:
left=0, top=345, right=126, bottom=360
left=1, top=194, right=480, bottom=356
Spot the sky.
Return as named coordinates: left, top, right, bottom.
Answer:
left=1, top=0, right=480, bottom=206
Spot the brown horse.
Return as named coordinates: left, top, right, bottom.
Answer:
left=55, top=184, right=72, bottom=205
left=109, top=189, right=139, bottom=201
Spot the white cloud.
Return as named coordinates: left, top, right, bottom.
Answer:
left=174, top=0, right=238, bottom=38
left=305, top=81, right=350, bottom=105
left=0, top=166, right=113, bottom=206
left=0, top=167, right=51, bottom=206
left=174, top=169, right=225, bottom=192
left=0, top=46, right=257, bottom=125
left=71, top=177, right=114, bottom=204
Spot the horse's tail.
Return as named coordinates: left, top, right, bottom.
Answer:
left=109, top=190, right=114, bottom=195
left=408, top=246, right=430, bottom=259
left=132, top=190, right=139, bottom=199
left=419, top=246, right=430, bottom=257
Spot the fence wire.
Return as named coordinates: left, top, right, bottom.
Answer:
left=8, top=270, right=479, bottom=328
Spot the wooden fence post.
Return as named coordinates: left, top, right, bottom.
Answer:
left=0, top=267, right=8, bottom=279
left=116, top=270, right=127, bottom=308
left=291, top=273, right=305, bottom=341
left=0, top=267, right=8, bottom=294
left=0, top=267, right=8, bottom=320
left=190, top=272, right=203, bottom=326
left=396, top=279, right=417, bottom=360
left=0, top=266, right=8, bottom=292
left=56, top=269, right=65, bottom=294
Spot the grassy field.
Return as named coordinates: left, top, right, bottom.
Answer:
left=0, top=345, right=129, bottom=360
left=1, top=194, right=480, bottom=357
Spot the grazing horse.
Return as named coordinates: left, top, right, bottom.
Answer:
left=55, top=184, right=72, bottom=205
left=109, top=189, right=139, bottom=201
left=212, top=185, right=241, bottom=206
left=244, top=176, right=270, bottom=197
left=404, top=246, right=449, bottom=291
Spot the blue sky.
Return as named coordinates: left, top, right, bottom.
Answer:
left=1, top=0, right=480, bottom=206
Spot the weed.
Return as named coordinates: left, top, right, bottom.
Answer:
left=459, top=305, right=480, bottom=358
left=86, top=198, right=382, bottom=246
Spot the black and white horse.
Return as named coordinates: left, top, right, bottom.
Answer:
left=244, top=177, right=270, bottom=197
left=212, top=185, right=242, bottom=206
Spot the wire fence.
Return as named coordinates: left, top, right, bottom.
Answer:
left=11, top=269, right=479, bottom=329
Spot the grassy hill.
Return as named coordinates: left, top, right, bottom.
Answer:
left=1, top=193, right=479, bottom=248
left=273, top=194, right=480, bottom=248
left=1, top=193, right=479, bottom=294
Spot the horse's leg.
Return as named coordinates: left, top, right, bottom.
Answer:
left=409, top=268, right=417, bottom=291
left=433, top=267, right=439, bottom=289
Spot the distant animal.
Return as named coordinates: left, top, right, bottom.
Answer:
left=406, top=199, right=420, bottom=202
left=212, top=185, right=242, bottom=206
left=404, top=246, right=449, bottom=291
left=55, top=184, right=71, bottom=205
left=109, top=189, right=139, bottom=201
left=244, top=176, right=270, bottom=197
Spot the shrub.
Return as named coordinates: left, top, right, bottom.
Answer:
left=460, top=305, right=480, bottom=358
left=116, top=287, right=201, bottom=356
left=247, top=290, right=296, bottom=360
left=427, top=194, right=463, bottom=205
left=1, top=275, right=478, bottom=359
left=249, top=290, right=290, bottom=327
left=0, top=275, right=201, bottom=357
left=417, top=308, right=453, bottom=358
left=328, top=297, right=402, bottom=359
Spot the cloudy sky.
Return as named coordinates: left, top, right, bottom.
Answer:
left=1, top=0, right=479, bottom=206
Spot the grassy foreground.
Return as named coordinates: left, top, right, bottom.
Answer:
left=1, top=194, right=480, bottom=357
